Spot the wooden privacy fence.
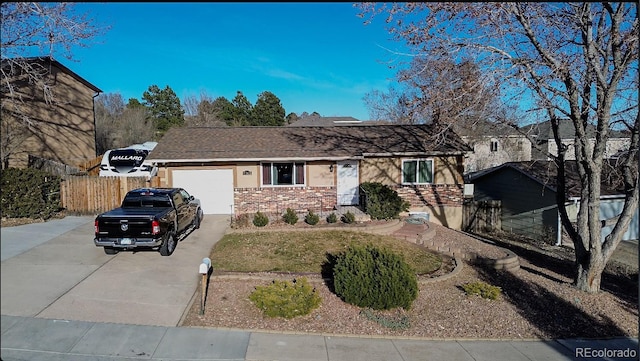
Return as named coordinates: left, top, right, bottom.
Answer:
left=60, top=176, right=160, bottom=215
left=463, top=199, right=502, bottom=233
left=77, top=155, right=103, bottom=176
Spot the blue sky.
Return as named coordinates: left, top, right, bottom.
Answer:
left=62, top=2, right=408, bottom=120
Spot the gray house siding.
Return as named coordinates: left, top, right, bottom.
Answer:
left=472, top=167, right=559, bottom=240
left=473, top=167, right=556, bottom=216
left=472, top=166, right=638, bottom=243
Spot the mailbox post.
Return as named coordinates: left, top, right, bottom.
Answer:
left=199, top=257, right=212, bottom=315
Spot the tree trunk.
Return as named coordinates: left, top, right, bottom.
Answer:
left=574, top=254, right=606, bottom=293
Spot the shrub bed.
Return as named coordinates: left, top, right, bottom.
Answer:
left=0, top=168, right=62, bottom=219
left=249, top=277, right=321, bottom=318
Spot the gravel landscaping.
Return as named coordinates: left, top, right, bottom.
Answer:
left=181, top=222, right=639, bottom=339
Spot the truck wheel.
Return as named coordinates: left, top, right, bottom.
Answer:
left=160, top=230, right=176, bottom=256
left=104, top=247, right=118, bottom=255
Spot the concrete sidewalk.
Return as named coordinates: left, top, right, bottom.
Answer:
left=2, top=315, right=638, bottom=361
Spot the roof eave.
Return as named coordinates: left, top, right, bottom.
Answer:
left=149, top=156, right=365, bottom=164
left=363, top=151, right=469, bottom=157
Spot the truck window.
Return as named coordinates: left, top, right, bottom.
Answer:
left=122, top=199, right=139, bottom=208
left=179, top=190, right=191, bottom=202
left=172, top=193, right=184, bottom=207
left=122, top=195, right=172, bottom=208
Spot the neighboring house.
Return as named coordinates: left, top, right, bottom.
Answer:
left=523, top=119, right=631, bottom=161
left=453, top=119, right=532, bottom=174
left=1, top=56, right=102, bottom=169
left=146, top=124, right=472, bottom=229
left=468, top=160, right=638, bottom=244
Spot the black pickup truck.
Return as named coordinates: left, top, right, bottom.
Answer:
left=94, top=187, right=203, bottom=256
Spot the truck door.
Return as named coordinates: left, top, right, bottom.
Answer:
left=179, top=189, right=198, bottom=226
left=172, top=192, right=189, bottom=232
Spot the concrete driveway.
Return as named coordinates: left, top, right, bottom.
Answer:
left=1, top=214, right=230, bottom=327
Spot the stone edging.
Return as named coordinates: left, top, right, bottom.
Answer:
left=456, top=230, right=521, bottom=271
left=476, top=249, right=520, bottom=271
left=419, top=256, right=463, bottom=284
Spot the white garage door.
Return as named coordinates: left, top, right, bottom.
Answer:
left=172, top=169, right=234, bottom=214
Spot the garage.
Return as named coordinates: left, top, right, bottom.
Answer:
left=171, top=169, right=234, bottom=214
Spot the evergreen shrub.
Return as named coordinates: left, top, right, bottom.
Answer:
left=253, top=211, right=269, bottom=227
left=360, top=181, right=410, bottom=220
left=305, top=210, right=320, bottom=225
left=249, top=277, right=322, bottom=318
left=333, top=244, right=418, bottom=310
left=462, top=281, right=502, bottom=300
left=282, top=208, right=298, bottom=225
left=342, top=211, right=356, bottom=224
left=0, top=168, right=62, bottom=219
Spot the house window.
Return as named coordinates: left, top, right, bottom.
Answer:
left=402, top=159, right=433, bottom=184
left=262, top=162, right=305, bottom=186
left=490, top=140, right=499, bottom=152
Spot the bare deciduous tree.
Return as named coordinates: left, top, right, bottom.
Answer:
left=358, top=2, right=638, bottom=293
left=118, top=107, right=155, bottom=148
left=183, top=91, right=229, bottom=127
left=363, top=86, right=414, bottom=124
left=365, top=55, right=515, bottom=128
left=95, top=93, right=155, bottom=154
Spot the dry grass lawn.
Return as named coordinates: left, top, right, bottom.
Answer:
left=210, top=230, right=442, bottom=275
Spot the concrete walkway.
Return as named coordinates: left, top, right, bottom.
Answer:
left=2, top=315, right=637, bottom=361
left=1, top=217, right=638, bottom=361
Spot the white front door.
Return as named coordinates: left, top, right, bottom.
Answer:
left=336, top=160, right=359, bottom=205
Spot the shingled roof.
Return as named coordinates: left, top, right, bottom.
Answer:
left=468, top=160, right=627, bottom=198
left=147, top=124, right=472, bottom=163
left=2, top=56, right=103, bottom=93
left=287, top=115, right=363, bottom=126
left=521, top=119, right=631, bottom=140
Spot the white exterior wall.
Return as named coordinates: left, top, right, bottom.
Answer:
left=567, top=198, right=638, bottom=241
left=547, top=138, right=631, bottom=160
left=463, top=135, right=531, bottom=173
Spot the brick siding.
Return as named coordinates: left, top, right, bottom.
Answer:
left=234, top=186, right=336, bottom=215
left=393, top=184, right=464, bottom=208
left=233, top=184, right=463, bottom=216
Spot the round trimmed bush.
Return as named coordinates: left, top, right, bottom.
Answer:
left=333, top=244, right=418, bottom=310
